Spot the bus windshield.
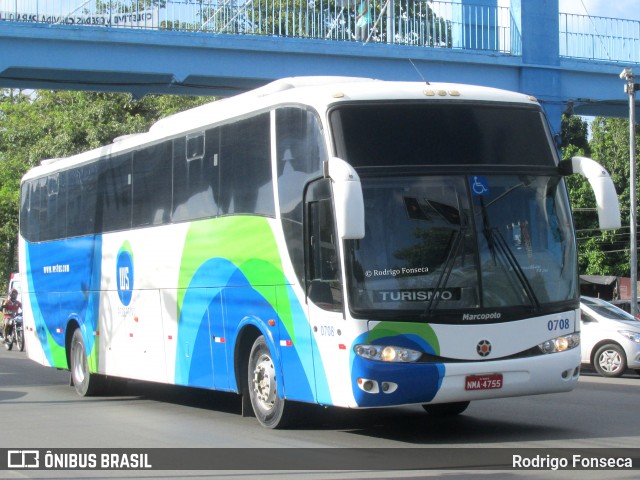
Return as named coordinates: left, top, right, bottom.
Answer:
left=345, top=175, right=576, bottom=320
left=332, top=103, right=577, bottom=321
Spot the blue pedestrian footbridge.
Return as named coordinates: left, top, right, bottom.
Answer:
left=0, top=0, right=639, bottom=133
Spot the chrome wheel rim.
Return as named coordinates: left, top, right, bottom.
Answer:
left=252, top=353, right=276, bottom=410
left=71, top=338, right=87, bottom=385
left=598, top=349, right=622, bottom=374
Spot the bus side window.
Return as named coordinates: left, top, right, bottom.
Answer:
left=28, top=179, right=44, bottom=242
left=66, top=168, right=85, bottom=237
left=172, top=130, right=220, bottom=222
left=276, top=107, right=325, bottom=220
left=276, top=107, right=326, bottom=287
left=19, top=182, right=31, bottom=241
left=80, top=164, right=98, bottom=235
left=306, top=179, right=343, bottom=312
left=219, top=113, right=273, bottom=216
left=97, top=154, right=132, bottom=232
left=47, top=172, right=65, bottom=241
left=133, top=141, right=172, bottom=226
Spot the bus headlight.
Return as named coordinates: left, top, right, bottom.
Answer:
left=538, top=333, right=580, bottom=354
left=354, top=344, right=422, bottom=362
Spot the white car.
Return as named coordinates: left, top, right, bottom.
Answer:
left=580, top=296, right=640, bottom=377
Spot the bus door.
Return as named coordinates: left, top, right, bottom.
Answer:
left=305, top=179, right=349, bottom=405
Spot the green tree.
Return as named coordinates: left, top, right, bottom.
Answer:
left=589, top=116, right=639, bottom=277
left=0, top=90, right=212, bottom=290
left=560, top=114, right=590, bottom=155
left=564, top=114, right=638, bottom=277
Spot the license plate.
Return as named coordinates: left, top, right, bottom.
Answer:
left=465, top=373, right=503, bottom=391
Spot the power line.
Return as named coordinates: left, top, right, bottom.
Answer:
left=578, top=249, right=629, bottom=255
left=578, top=0, right=613, bottom=61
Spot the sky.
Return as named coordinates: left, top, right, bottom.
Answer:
left=558, top=0, right=640, bottom=21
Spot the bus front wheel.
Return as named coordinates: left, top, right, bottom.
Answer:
left=247, top=335, right=292, bottom=429
left=70, top=329, right=103, bottom=396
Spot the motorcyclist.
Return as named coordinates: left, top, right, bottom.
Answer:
left=2, top=289, right=21, bottom=346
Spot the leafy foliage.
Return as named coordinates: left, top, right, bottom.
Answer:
left=563, top=114, right=639, bottom=277
left=0, top=90, right=211, bottom=290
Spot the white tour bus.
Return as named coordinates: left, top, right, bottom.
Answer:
left=19, top=77, right=620, bottom=428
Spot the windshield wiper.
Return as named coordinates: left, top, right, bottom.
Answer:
left=422, top=226, right=467, bottom=318
left=478, top=190, right=541, bottom=311
left=485, top=226, right=541, bottom=311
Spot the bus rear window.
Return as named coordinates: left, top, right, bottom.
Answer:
left=330, top=103, right=556, bottom=168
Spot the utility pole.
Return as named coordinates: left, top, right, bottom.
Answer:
left=620, top=68, right=639, bottom=317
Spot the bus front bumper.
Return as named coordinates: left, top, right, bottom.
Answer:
left=349, top=347, right=580, bottom=408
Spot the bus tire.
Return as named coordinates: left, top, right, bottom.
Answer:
left=422, top=401, right=470, bottom=416
left=248, top=335, right=292, bottom=429
left=70, top=328, right=103, bottom=396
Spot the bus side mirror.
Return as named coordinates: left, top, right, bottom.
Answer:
left=325, top=157, right=365, bottom=239
left=560, top=156, right=621, bottom=230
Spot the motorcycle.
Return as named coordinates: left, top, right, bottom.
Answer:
left=1, top=313, right=24, bottom=352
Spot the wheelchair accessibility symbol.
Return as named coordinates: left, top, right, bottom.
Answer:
left=470, top=175, right=489, bottom=196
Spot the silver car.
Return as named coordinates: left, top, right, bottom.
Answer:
left=580, top=296, right=640, bottom=377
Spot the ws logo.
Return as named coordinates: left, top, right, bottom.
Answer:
left=116, top=241, right=134, bottom=306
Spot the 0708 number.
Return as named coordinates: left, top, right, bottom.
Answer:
left=547, top=318, right=570, bottom=331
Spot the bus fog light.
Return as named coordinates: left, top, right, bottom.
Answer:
left=381, top=381, right=398, bottom=393
left=357, top=378, right=380, bottom=393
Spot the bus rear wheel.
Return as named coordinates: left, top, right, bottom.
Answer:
left=422, top=401, right=470, bottom=416
left=70, top=329, right=103, bottom=396
left=248, top=335, right=292, bottom=429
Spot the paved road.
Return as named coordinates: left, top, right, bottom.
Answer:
left=1, top=346, right=640, bottom=479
